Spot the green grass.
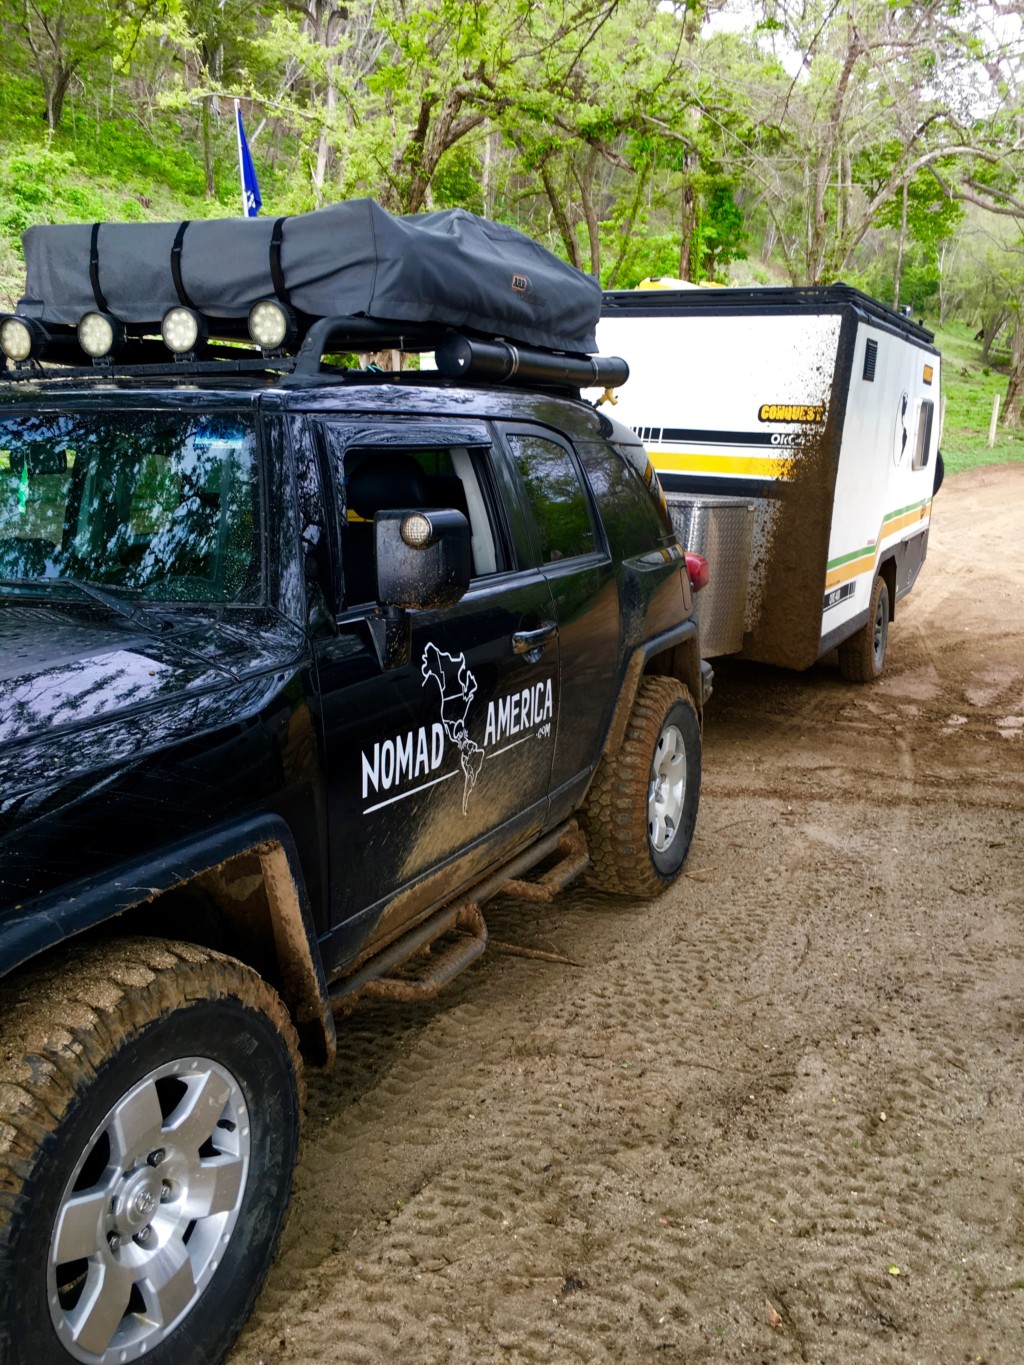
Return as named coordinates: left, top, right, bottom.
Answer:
left=932, top=320, right=1024, bottom=474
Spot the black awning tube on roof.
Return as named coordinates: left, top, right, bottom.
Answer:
left=434, top=334, right=628, bottom=389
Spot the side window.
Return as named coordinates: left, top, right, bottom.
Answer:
left=505, top=433, right=596, bottom=563
left=339, top=443, right=505, bottom=607
left=576, top=441, right=669, bottom=551
left=913, top=400, right=934, bottom=470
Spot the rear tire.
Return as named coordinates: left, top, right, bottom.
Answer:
left=582, top=676, right=701, bottom=899
left=838, top=574, right=890, bottom=682
left=0, top=938, right=302, bottom=1365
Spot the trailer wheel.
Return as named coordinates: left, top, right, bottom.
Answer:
left=839, top=574, right=890, bottom=682
left=582, top=677, right=701, bottom=899
left=0, top=939, right=302, bottom=1365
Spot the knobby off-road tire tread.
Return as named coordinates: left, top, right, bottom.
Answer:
left=0, top=938, right=304, bottom=1361
left=838, top=574, right=889, bottom=683
left=583, top=676, right=698, bottom=900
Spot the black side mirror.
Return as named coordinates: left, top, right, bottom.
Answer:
left=374, top=508, right=472, bottom=611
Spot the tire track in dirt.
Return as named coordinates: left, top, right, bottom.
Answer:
left=231, top=466, right=1024, bottom=1365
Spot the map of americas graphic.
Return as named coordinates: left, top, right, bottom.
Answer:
left=421, top=643, right=485, bottom=814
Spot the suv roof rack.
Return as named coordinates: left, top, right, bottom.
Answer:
left=6, top=204, right=628, bottom=391
left=0, top=313, right=629, bottom=392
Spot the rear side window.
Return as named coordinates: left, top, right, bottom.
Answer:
left=505, top=433, right=596, bottom=563
left=577, top=441, right=669, bottom=550
left=913, top=401, right=934, bottom=470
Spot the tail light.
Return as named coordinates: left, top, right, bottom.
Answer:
left=685, top=552, right=710, bottom=592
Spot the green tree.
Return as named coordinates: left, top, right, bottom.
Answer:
left=0, top=0, right=155, bottom=130
left=730, top=0, right=1023, bottom=284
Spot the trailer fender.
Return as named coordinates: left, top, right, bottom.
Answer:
left=934, top=450, right=945, bottom=496
left=878, top=555, right=898, bottom=621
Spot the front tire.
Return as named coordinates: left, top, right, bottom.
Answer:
left=838, top=573, right=890, bottom=682
left=0, top=939, right=302, bottom=1365
left=582, top=676, right=701, bottom=899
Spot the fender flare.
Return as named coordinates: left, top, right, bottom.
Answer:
left=0, top=814, right=336, bottom=1068
left=600, top=619, right=701, bottom=759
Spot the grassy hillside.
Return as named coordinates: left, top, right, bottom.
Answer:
left=0, top=144, right=215, bottom=309
left=0, top=73, right=290, bottom=309
left=932, top=321, right=1024, bottom=474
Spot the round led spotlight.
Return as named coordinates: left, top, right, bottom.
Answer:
left=401, top=512, right=433, bottom=549
left=161, top=306, right=205, bottom=355
left=247, top=299, right=295, bottom=352
left=0, top=316, right=42, bottom=364
left=77, top=311, right=124, bottom=360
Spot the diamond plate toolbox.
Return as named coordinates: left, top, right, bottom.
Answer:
left=667, top=495, right=754, bottom=657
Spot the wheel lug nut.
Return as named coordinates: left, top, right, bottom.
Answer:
left=107, top=1232, right=121, bottom=1252
left=160, top=1180, right=173, bottom=1202
left=147, top=1148, right=166, bottom=1167
left=134, top=1225, right=153, bottom=1246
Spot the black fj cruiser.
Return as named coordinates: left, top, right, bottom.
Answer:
left=0, top=214, right=707, bottom=1365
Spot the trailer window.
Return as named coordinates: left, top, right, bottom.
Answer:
left=863, top=338, right=878, bottom=381
left=913, top=401, right=934, bottom=470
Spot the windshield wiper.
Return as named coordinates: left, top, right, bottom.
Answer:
left=0, top=578, right=174, bottom=631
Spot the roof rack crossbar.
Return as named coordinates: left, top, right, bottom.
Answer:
left=293, top=316, right=449, bottom=374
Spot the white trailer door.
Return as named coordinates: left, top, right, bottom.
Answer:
left=822, top=325, right=940, bottom=649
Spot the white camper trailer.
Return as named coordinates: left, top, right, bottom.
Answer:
left=596, top=285, right=943, bottom=680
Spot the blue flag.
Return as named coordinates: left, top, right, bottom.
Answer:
left=236, top=103, right=262, bottom=218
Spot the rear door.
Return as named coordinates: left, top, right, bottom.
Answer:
left=312, top=418, right=559, bottom=963
left=496, top=424, right=620, bottom=806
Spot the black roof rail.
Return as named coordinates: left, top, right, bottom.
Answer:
left=601, top=283, right=935, bottom=344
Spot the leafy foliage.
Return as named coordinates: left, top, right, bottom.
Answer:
left=0, top=0, right=1021, bottom=399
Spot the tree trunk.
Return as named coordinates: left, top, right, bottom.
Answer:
left=1003, top=322, right=1024, bottom=428
left=202, top=95, right=215, bottom=199
left=893, top=179, right=908, bottom=310
left=312, top=59, right=339, bottom=200
left=538, top=156, right=583, bottom=270
left=482, top=130, right=492, bottom=217
left=606, top=160, right=651, bottom=289
left=678, top=151, right=698, bottom=281
left=46, top=63, right=76, bottom=130
left=573, top=146, right=602, bottom=278
left=980, top=311, right=1007, bottom=363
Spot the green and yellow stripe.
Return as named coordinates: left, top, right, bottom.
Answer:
left=824, top=498, right=932, bottom=590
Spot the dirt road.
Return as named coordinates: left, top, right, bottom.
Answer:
left=233, top=464, right=1024, bottom=1365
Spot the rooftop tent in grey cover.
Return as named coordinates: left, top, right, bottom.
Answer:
left=19, top=201, right=602, bottom=354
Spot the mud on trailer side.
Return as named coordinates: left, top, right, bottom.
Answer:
left=596, top=285, right=943, bottom=680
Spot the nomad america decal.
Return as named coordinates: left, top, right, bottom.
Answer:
left=360, top=642, right=555, bottom=816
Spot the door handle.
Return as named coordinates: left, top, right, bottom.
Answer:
left=512, top=621, right=559, bottom=657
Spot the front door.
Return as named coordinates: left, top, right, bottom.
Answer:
left=312, top=418, right=559, bottom=968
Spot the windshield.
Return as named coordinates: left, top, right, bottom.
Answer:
left=0, top=411, right=260, bottom=604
